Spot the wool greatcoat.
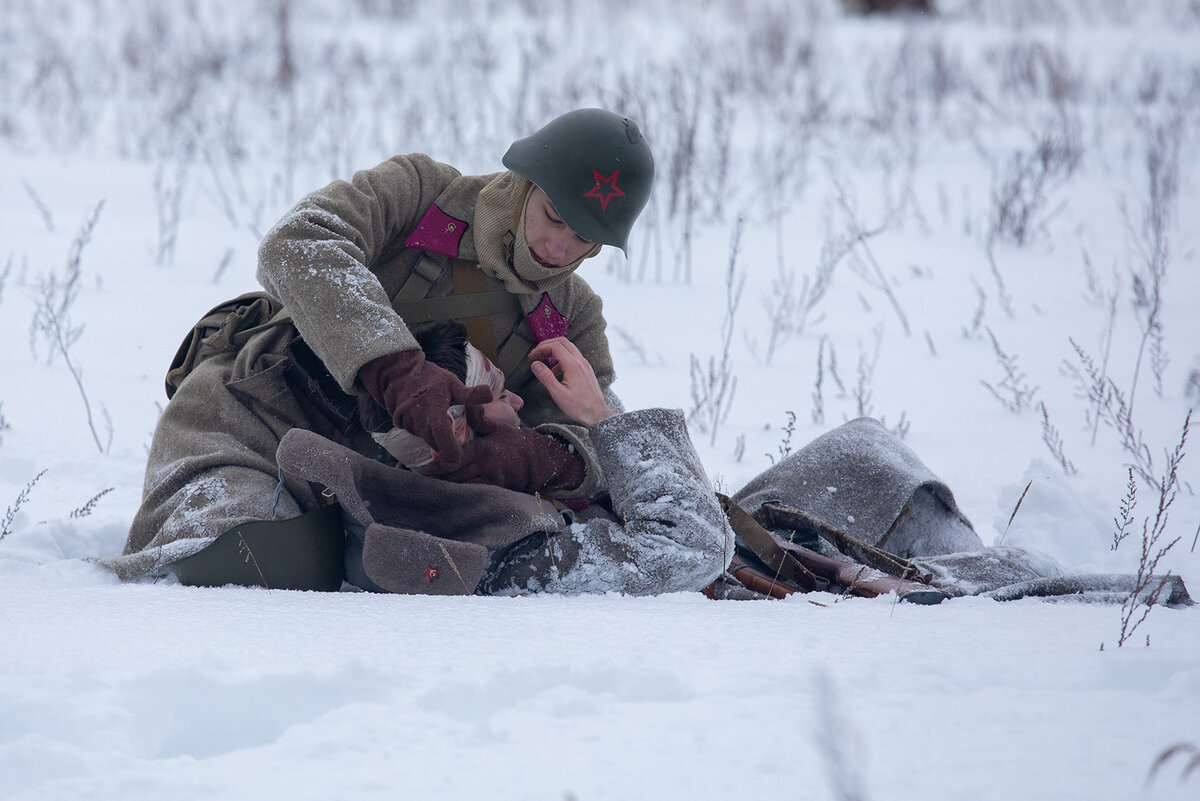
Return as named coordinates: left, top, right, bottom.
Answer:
left=275, top=409, right=735, bottom=596
left=113, top=155, right=621, bottom=580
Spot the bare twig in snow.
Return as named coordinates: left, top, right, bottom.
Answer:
left=2, top=469, right=48, bottom=542
left=1065, top=339, right=1155, bottom=485
left=812, top=338, right=827, bottom=425
left=851, top=329, right=883, bottom=419
left=1112, top=468, right=1136, bottom=551
left=29, top=201, right=111, bottom=454
left=830, top=172, right=911, bottom=336
left=23, top=180, right=56, bottom=231
left=1125, top=112, right=1182, bottom=413
left=1116, top=410, right=1189, bottom=647
left=999, top=480, right=1032, bottom=546
left=688, top=218, right=744, bottom=446
left=1039, top=401, right=1076, bottom=475
left=767, top=411, right=798, bottom=466
left=1146, top=742, right=1200, bottom=789
left=71, top=487, right=115, bottom=519
left=153, top=160, right=188, bottom=266
left=980, top=327, right=1038, bottom=413
left=0, top=253, right=11, bottom=307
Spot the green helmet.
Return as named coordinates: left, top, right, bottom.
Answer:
left=503, top=108, right=655, bottom=253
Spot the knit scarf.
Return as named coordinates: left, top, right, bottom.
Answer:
left=473, top=172, right=600, bottom=297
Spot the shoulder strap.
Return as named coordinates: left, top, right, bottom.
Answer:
left=394, top=253, right=449, bottom=301
left=494, top=319, right=536, bottom=375
left=453, top=259, right=499, bottom=360
left=390, top=253, right=537, bottom=373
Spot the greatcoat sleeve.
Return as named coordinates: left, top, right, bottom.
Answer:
left=256, top=154, right=461, bottom=392
left=482, top=408, right=734, bottom=595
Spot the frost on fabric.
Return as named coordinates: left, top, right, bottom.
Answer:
left=157, top=474, right=235, bottom=544
left=256, top=204, right=416, bottom=385
left=734, top=417, right=976, bottom=554
left=886, top=485, right=983, bottom=557
left=915, top=546, right=1066, bottom=597
left=559, top=409, right=733, bottom=595
left=478, top=410, right=733, bottom=598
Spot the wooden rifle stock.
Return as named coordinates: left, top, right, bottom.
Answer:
left=714, top=494, right=946, bottom=603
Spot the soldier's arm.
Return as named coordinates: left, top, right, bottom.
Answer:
left=256, top=154, right=460, bottom=392
left=485, top=408, right=733, bottom=596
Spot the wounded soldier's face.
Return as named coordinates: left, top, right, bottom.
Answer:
left=480, top=382, right=524, bottom=430
left=463, top=345, right=523, bottom=431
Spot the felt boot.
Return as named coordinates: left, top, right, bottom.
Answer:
left=171, top=504, right=345, bottom=591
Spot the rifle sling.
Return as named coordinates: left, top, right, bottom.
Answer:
left=755, top=501, right=931, bottom=583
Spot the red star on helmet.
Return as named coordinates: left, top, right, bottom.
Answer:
left=582, top=169, right=625, bottom=212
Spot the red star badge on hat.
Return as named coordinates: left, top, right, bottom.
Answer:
left=583, top=169, right=625, bottom=212
left=425, top=564, right=440, bottom=582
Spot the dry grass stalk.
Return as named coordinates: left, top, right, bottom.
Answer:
left=1116, top=410, right=1190, bottom=647
left=2, top=469, right=48, bottom=542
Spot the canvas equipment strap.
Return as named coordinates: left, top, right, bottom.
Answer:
left=493, top=318, right=537, bottom=376
left=452, top=258, right=499, bottom=360
left=393, top=253, right=447, bottom=301
left=389, top=253, right=539, bottom=375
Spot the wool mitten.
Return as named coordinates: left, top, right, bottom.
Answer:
left=358, top=350, right=493, bottom=471
left=423, top=411, right=585, bottom=494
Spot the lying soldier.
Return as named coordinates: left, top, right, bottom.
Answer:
left=274, top=323, right=736, bottom=595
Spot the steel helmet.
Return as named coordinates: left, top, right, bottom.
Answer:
left=503, top=108, right=655, bottom=253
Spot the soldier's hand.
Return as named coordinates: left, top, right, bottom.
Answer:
left=528, top=337, right=615, bottom=428
left=358, top=350, right=492, bottom=471
left=422, top=413, right=584, bottom=494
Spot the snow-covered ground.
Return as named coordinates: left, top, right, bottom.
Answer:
left=2, top=1, right=1198, bottom=798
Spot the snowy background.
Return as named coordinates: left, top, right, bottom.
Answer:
left=2, top=0, right=1199, bottom=798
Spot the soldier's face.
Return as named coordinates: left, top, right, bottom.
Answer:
left=524, top=186, right=594, bottom=268
left=480, top=384, right=523, bottom=429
